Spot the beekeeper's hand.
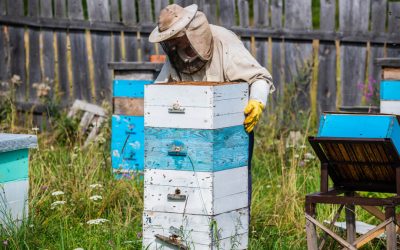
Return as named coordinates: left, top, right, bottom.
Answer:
left=244, top=80, right=271, bottom=133
left=244, top=100, right=264, bottom=133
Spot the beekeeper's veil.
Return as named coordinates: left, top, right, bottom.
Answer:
left=149, top=4, right=213, bottom=73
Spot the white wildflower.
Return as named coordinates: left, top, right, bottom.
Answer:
left=51, top=191, right=64, bottom=196
left=89, top=195, right=103, bottom=201
left=300, top=145, right=307, bottom=149
left=87, top=218, right=109, bottom=225
left=51, top=200, right=66, bottom=209
left=294, top=154, right=300, bottom=158
left=89, top=184, right=103, bottom=189
left=73, top=248, right=84, bottom=250
left=304, top=152, right=316, bottom=160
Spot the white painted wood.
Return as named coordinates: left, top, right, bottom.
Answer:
left=213, top=167, right=248, bottom=198
left=381, top=100, right=400, bottom=115
left=143, top=233, right=248, bottom=250
left=0, top=134, right=37, bottom=153
left=144, top=167, right=248, bottom=215
left=0, top=179, right=28, bottom=223
left=144, top=83, right=248, bottom=129
left=143, top=187, right=247, bottom=215
left=144, top=169, right=213, bottom=189
left=144, top=167, right=247, bottom=194
left=143, top=209, right=248, bottom=250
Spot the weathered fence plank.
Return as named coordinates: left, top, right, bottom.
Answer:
left=0, top=0, right=400, bottom=118
left=40, top=0, right=55, bottom=86
left=121, top=0, right=137, bottom=61
left=139, top=0, right=152, bottom=24
left=238, top=0, right=250, bottom=51
left=138, top=0, right=155, bottom=62
left=339, top=0, right=370, bottom=106
left=68, top=0, right=91, bottom=101
left=369, top=0, right=387, bottom=90
left=7, top=0, right=26, bottom=100
left=254, top=0, right=269, bottom=27
left=0, top=0, right=7, bottom=81
left=54, top=0, right=69, bottom=104
left=28, top=0, right=41, bottom=102
left=284, top=0, right=313, bottom=110
left=0, top=0, right=5, bottom=15
left=0, top=26, right=5, bottom=81
left=252, top=0, right=269, bottom=67
left=220, top=0, right=235, bottom=27
left=204, top=0, right=217, bottom=24
left=87, top=0, right=112, bottom=102
left=109, top=0, right=122, bottom=61
left=271, top=0, right=283, bottom=99
left=154, top=0, right=169, bottom=23
left=193, top=0, right=205, bottom=10
left=317, top=0, right=337, bottom=114
left=387, top=2, right=400, bottom=57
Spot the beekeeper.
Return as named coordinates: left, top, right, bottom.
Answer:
left=149, top=3, right=274, bottom=204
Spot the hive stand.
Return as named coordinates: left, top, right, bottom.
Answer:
left=306, top=136, right=400, bottom=249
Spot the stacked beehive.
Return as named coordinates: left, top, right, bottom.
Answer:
left=380, top=66, right=400, bottom=115
left=142, top=82, right=249, bottom=249
left=111, top=79, right=153, bottom=174
left=0, top=134, right=37, bottom=224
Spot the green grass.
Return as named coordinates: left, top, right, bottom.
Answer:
left=0, top=105, right=389, bottom=249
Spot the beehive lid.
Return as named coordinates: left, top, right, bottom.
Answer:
left=0, top=134, right=38, bottom=153
left=309, top=136, right=400, bottom=193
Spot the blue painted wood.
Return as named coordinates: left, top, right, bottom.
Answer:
left=111, top=115, right=145, bottom=172
left=317, top=114, right=400, bottom=154
left=145, top=126, right=248, bottom=172
left=113, top=80, right=153, bottom=98
left=0, top=134, right=37, bottom=153
left=0, top=149, right=29, bottom=182
left=381, top=80, right=400, bottom=100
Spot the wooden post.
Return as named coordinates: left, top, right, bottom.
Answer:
left=385, top=206, right=397, bottom=250
left=320, top=163, right=329, bottom=193
left=396, top=167, right=400, bottom=196
left=306, top=202, right=318, bottom=250
left=345, top=192, right=356, bottom=244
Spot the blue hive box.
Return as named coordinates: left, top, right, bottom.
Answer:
left=317, top=113, right=400, bottom=154
left=111, top=79, right=153, bottom=174
left=0, top=134, right=37, bottom=223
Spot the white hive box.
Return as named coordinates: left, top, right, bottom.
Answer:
left=142, top=209, right=248, bottom=250
left=0, top=134, right=37, bottom=224
left=144, top=82, right=248, bottom=129
left=143, top=82, right=249, bottom=250
left=143, top=167, right=248, bottom=215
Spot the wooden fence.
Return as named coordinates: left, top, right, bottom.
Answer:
left=0, top=0, right=399, bottom=128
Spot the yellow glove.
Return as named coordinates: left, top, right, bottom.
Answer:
left=244, top=99, right=264, bottom=133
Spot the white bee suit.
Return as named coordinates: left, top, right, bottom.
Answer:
left=154, top=22, right=275, bottom=105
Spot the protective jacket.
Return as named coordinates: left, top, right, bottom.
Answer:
left=155, top=25, right=275, bottom=93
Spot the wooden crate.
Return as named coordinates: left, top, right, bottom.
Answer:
left=0, top=134, right=37, bottom=224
